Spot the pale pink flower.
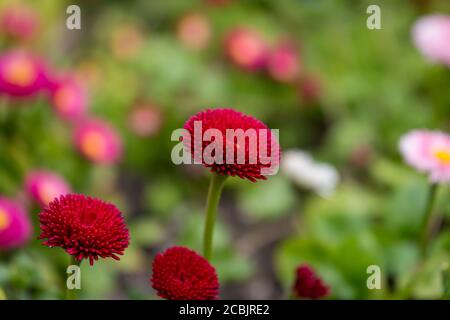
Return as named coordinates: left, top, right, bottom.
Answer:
left=48, top=75, right=88, bottom=122
left=225, top=28, right=269, bottom=71
left=412, top=14, right=450, bottom=66
left=25, top=170, right=71, bottom=207
left=127, top=103, right=163, bottom=137
left=110, top=24, right=143, bottom=60
left=268, top=42, right=301, bottom=83
left=177, top=13, right=211, bottom=51
left=74, top=119, right=123, bottom=165
left=399, top=130, right=450, bottom=182
left=0, top=4, right=40, bottom=41
left=0, top=197, right=32, bottom=250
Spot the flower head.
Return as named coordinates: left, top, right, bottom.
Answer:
left=73, top=119, right=123, bottom=165
left=0, top=4, right=39, bottom=41
left=0, top=50, right=50, bottom=98
left=48, top=75, right=88, bottom=121
left=268, top=42, right=301, bottom=83
left=177, top=13, right=211, bottom=51
left=282, top=150, right=339, bottom=197
left=225, top=28, right=269, bottom=71
left=183, top=108, right=280, bottom=182
left=412, top=15, right=450, bottom=66
left=400, top=129, right=450, bottom=182
left=38, top=194, right=130, bottom=265
left=293, top=264, right=330, bottom=299
left=25, top=170, right=71, bottom=207
left=0, top=197, right=32, bottom=250
left=151, top=246, right=219, bottom=300
left=127, top=103, right=163, bottom=137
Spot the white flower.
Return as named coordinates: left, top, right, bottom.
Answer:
left=281, top=150, right=339, bottom=197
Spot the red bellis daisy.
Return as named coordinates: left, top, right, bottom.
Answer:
left=151, top=246, right=220, bottom=300
left=183, top=108, right=280, bottom=182
left=293, top=264, right=330, bottom=299
left=38, top=194, right=130, bottom=266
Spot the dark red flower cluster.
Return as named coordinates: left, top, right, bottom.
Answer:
left=293, top=264, right=330, bottom=299
left=183, top=108, right=280, bottom=182
left=151, top=246, right=219, bottom=300
left=38, top=194, right=130, bottom=266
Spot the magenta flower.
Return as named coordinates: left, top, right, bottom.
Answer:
left=412, top=14, right=450, bottom=66
left=0, top=197, right=32, bottom=250
left=39, top=194, right=130, bottom=266
left=25, top=170, right=71, bottom=207
left=0, top=4, right=39, bottom=41
left=400, top=130, right=450, bottom=182
left=0, top=50, right=49, bottom=98
left=74, top=119, right=123, bottom=165
left=151, top=246, right=220, bottom=300
left=268, top=42, right=301, bottom=83
left=48, top=75, right=88, bottom=122
left=225, top=28, right=269, bottom=71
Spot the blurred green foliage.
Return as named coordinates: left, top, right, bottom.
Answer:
left=1, top=0, right=450, bottom=299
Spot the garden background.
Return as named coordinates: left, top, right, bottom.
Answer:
left=1, top=0, right=450, bottom=300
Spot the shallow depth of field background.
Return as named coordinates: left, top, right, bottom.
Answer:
left=1, top=0, right=450, bottom=299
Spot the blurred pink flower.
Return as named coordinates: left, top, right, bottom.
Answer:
left=268, top=42, right=301, bottom=83
left=0, top=4, right=39, bottom=41
left=177, top=13, right=211, bottom=51
left=48, top=75, right=88, bottom=122
left=127, top=103, right=163, bottom=137
left=110, top=24, right=143, bottom=60
left=0, top=50, right=49, bottom=98
left=25, top=170, right=71, bottom=207
left=412, top=14, right=450, bottom=66
left=75, top=60, right=103, bottom=90
left=0, top=197, right=31, bottom=250
left=74, top=119, right=123, bottom=165
left=225, top=28, right=269, bottom=71
left=400, top=129, right=450, bottom=182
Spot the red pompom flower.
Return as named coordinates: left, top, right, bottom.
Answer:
left=183, top=108, right=280, bottom=182
left=293, top=264, right=330, bottom=299
left=151, top=246, right=220, bottom=300
left=38, top=194, right=130, bottom=266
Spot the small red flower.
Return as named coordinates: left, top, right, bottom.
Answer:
left=183, top=108, right=281, bottom=182
left=293, top=264, right=330, bottom=299
left=38, top=194, right=130, bottom=266
left=151, top=246, right=219, bottom=300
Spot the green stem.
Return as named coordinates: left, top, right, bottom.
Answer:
left=203, top=173, right=228, bottom=261
left=419, top=183, right=439, bottom=256
left=66, top=256, right=80, bottom=300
